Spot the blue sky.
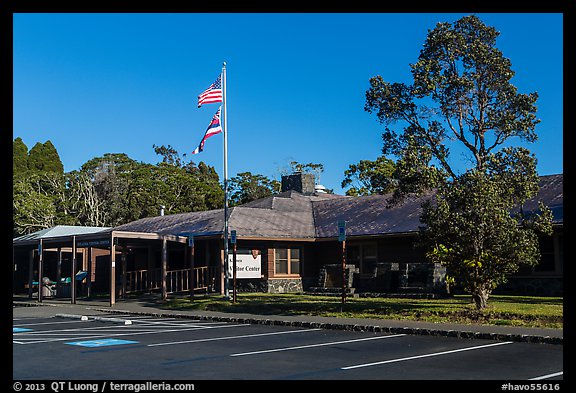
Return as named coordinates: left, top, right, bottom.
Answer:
left=13, top=13, right=563, bottom=194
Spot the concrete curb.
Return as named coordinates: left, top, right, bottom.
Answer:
left=13, top=301, right=562, bottom=345
left=88, top=307, right=562, bottom=346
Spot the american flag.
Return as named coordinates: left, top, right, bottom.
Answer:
left=192, top=106, right=222, bottom=154
left=197, top=74, right=223, bottom=107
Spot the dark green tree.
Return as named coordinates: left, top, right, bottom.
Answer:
left=13, top=137, right=29, bottom=176
left=364, top=15, right=553, bottom=309
left=228, top=172, right=281, bottom=206
left=28, top=140, right=64, bottom=174
left=341, top=156, right=398, bottom=196
left=13, top=138, right=71, bottom=236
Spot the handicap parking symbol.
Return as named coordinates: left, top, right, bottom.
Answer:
left=65, top=338, right=139, bottom=348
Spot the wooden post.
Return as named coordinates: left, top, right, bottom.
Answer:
left=338, top=220, right=347, bottom=308
left=121, top=253, right=127, bottom=299
left=341, top=240, right=347, bottom=305
left=56, top=247, right=62, bottom=298
left=147, top=245, right=154, bottom=290
left=110, top=232, right=116, bottom=307
left=232, top=243, right=237, bottom=304
left=28, top=249, right=34, bottom=299
left=87, top=247, right=92, bottom=298
left=71, top=236, right=77, bottom=304
left=161, top=237, right=167, bottom=301
left=189, top=236, right=195, bottom=302
left=38, top=239, right=43, bottom=303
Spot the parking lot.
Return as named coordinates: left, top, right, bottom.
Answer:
left=13, top=307, right=563, bottom=381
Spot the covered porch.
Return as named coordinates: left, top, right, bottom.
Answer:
left=12, top=226, right=222, bottom=307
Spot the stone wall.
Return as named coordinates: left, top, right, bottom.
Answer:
left=234, top=278, right=305, bottom=293
left=266, top=278, right=303, bottom=294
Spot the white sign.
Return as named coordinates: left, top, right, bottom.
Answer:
left=228, top=251, right=262, bottom=279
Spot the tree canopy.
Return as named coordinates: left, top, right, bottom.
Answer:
left=28, top=140, right=64, bottom=174
left=364, top=15, right=553, bottom=309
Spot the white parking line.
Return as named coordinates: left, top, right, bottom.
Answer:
left=14, top=320, right=90, bottom=327
left=16, top=323, right=250, bottom=344
left=13, top=320, right=228, bottom=336
left=14, top=324, right=140, bottom=335
left=148, top=328, right=322, bottom=347
left=229, top=334, right=406, bottom=357
left=529, top=371, right=563, bottom=380
left=341, top=341, right=513, bottom=370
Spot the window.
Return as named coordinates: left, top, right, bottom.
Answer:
left=275, top=247, right=301, bottom=275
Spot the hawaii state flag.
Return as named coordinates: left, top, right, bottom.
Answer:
left=192, top=106, right=222, bottom=154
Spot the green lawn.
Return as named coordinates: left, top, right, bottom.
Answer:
left=164, top=293, right=563, bottom=329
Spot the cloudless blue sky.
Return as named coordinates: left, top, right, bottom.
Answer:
left=13, top=13, right=563, bottom=194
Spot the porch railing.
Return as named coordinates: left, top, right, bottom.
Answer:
left=125, top=269, right=162, bottom=293
left=125, top=266, right=216, bottom=295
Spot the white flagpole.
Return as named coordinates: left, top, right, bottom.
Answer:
left=222, top=61, right=230, bottom=299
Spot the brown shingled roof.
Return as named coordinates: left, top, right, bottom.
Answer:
left=111, top=174, right=563, bottom=239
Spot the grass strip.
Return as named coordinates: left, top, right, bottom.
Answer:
left=163, top=293, right=563, bottom=329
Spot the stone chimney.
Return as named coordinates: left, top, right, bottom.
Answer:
left=281, top=172, right=316, bottom=195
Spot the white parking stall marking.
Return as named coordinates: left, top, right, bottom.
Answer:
left=529, top=371, right=563, bottom=380
left=341, top=341, right=513, bottom=370
left=14, top=324, right=140, bottom=335
left=229, top=334, right=406, bottom=357
left=15, top=323, right=250, bottom=345
left=148, top=328, right=322, bottom=347
left=132, top=319, right=229, bottom=328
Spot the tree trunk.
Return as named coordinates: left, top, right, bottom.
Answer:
left=471, top=287, right=490, bottom=310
